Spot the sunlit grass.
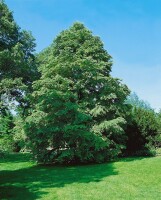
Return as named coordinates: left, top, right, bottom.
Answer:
left=1, top=153, right=161, bottom=199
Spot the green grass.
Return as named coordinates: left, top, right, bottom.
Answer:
left=1, top=154, right=161, bottom=200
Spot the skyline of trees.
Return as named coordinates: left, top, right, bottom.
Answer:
left=0, top=1, right=161, bottom=163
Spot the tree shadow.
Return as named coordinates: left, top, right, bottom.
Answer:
left=0, top=154, right=118, bottom=200
left=0, top=185, right=39, bottom=200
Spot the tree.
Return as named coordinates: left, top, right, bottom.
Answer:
left=0, top=0, right=39, bottom=114
left=0, top=0, right=39, bottom=153
left=125, top=94, right=160, bottom=156
left=0, top=106, right=14, bottom=152
left=25, top=23, right=130, bottom=164
left=126, top=92, right=152, bottom=110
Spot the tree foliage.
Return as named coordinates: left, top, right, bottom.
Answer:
left=126, top=92, right=152, bottom=110
left=25, top=23, right=130, bottom=164
left=0, top=0, right=39, bottom=152
left=0, top=0, right=38, bottom=112
left=125, top=94, right=160, bottom=156
left=0, top=107, right=14, bottom=152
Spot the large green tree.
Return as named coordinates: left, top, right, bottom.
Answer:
left=0, top=0, right=38, bottom=113
left=25, top=23, right=130, bottom=164
left=0, top=0, right=39, bottom=153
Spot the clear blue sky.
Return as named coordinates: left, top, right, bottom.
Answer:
left=5, top=0, right=161, bottom=111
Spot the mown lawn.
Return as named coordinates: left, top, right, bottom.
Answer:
left=1, top=153, right=161, bottom=200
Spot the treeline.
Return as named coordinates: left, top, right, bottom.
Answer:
left=0, top=1, right=161, bottom=164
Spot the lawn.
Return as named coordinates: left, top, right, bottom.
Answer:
left=1, top=154, right=161, bottom=200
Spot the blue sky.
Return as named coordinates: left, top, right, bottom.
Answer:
left=5, top=0, right=161, bottom=111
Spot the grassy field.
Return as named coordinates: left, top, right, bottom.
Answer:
left=1, top=154, right=161, bottom=200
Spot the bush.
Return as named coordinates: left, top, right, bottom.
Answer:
left=0, top=134, right=14, bottom=153
left=13, top=117, right=27, bottom=152
left=125, top=106, right=160, bottom=156
left=156, top=148, right=161, bottom=156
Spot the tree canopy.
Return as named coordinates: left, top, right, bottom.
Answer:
left=0, top=0, right=38, bottom=112
left=0, top=0, right=38, bottom=153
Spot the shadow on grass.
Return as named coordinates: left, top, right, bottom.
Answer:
left=0, top=154, right=118, bottom=200
left=0, top=185, right=38, bottom=200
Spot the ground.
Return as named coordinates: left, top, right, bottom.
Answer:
left=1, top=153, right=161, bottom=200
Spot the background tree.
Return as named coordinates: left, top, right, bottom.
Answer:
left=0, top=0, right=39, bottom=113
left=0, top=0, right=39, bottom=153
left=125, top=93, right=160, bottom=156
left=25, top=23, right=130, bottom=164
left=0, top=106, right=14, bottom=152
left=126, top=92, right=152, bottom=110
